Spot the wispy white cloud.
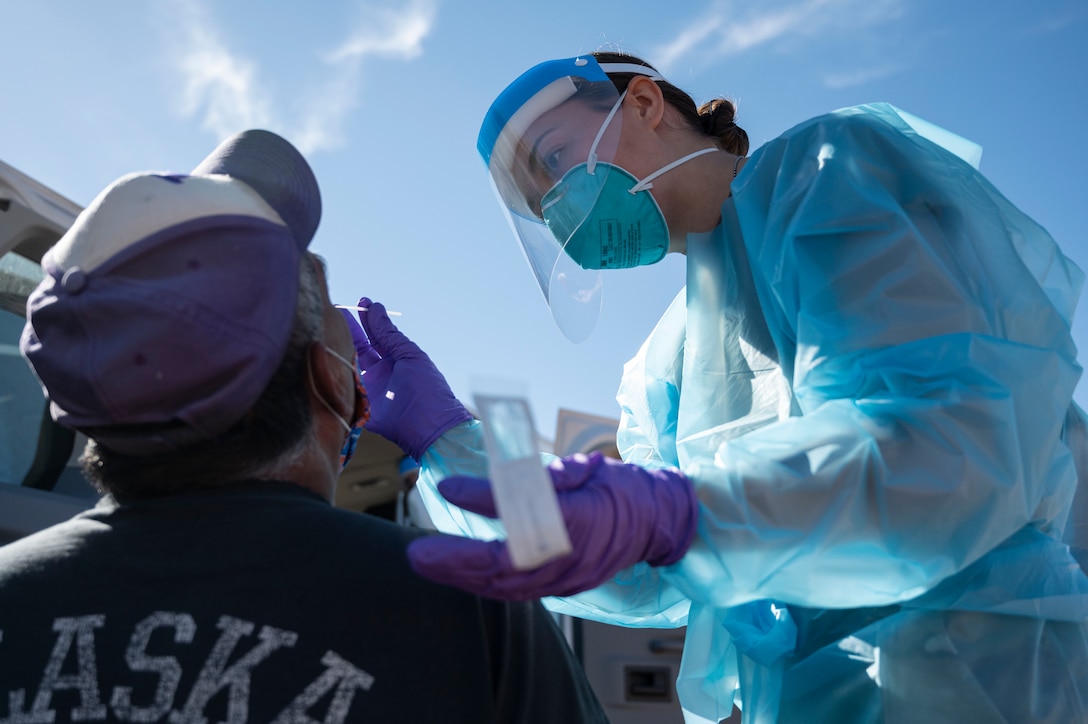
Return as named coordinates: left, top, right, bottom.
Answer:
left=651, top=0, right=904, bottom=76
left=654, top=17, right=725, bottom=71
left=162, top=0, right=438, bottom=154
left=822, top=63, right=904, bottom=89
left=326, top=3, right=434, bottom=62
left=293, top=1, right=437, bottom=153
left=170, top=2, right=274, bottom=134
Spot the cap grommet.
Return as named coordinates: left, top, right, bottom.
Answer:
left=61, top=267, right=87, bottom=293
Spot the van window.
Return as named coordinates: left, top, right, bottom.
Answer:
left=0, top=250, right=47, bottom=486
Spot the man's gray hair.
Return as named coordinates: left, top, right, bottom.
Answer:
left=250, top=253, right=326, bottom=475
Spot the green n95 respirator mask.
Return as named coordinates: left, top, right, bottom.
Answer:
left=540, top=145, right=720, bottom=270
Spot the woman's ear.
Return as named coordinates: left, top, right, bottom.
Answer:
left=624, top=75, right=666, bottom=130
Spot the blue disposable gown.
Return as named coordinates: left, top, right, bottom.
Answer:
left=417, top=104, right=1088, bottom=722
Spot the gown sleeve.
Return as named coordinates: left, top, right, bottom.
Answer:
left=662, top=103, right=1085, bottom=610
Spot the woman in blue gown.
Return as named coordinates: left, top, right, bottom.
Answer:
left=348, top=51, right=1088, bottom=722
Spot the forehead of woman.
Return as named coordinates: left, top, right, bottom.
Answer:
left=520, top=99, right=622, bottom=174
left=520, top=103, right=591, bottom=168
left=523, top=97, right=608, bottom=145
left=508, top=101, right=610, bottom=214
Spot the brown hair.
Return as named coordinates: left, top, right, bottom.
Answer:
left=592, top=51, right=749, bottom=156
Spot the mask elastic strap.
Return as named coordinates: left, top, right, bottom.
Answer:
left=324, top=346, right=357, bottom=372
left=587, top=90, right=628, bottom=175
left=308, top=347, right=353, bottom=435
left=630, top=147, right=722, bottom=193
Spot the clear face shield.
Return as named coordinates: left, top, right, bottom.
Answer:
left=477, top=56, right=665, bottom=343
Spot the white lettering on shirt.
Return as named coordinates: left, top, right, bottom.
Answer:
left=110, top=612, right=196, bottom=723
left=168, top=615, right=298, bottom=724
left=271, top=651, right=375, bottom=724
left=1, top=613, right=375, bottom=723
left=1, top=615, right=107, bottom=723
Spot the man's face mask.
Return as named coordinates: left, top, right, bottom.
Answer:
left=312, top=346, right=370, bottom=470
left=539, top=91, right=720, bottom=270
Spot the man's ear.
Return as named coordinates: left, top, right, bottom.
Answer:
left=624, top=75, right=666, bottom=130
left=308, top=342, right=352, bottom=420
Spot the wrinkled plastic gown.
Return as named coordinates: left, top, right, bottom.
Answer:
left=417, top=104, right=1088, bottom=723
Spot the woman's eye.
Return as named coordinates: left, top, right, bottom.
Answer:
left=544, top=148, right=562, bottom=173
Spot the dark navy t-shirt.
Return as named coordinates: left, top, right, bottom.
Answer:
left=0, top=480, right=606, bottom=723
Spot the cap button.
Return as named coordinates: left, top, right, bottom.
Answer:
left=61, top=267, right=87, bottom=294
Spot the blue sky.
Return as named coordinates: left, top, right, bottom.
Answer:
left=3, top=0, right=1086, bottom=438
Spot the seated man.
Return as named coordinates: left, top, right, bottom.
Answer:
left=1, top=130, right=605, bottom=723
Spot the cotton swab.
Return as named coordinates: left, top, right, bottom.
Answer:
left=335, top=305, right=402, bottom=316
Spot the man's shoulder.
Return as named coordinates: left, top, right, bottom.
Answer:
left=273, top=485, right=425, bottom=547
left=0, top=510, right=99, bottom=571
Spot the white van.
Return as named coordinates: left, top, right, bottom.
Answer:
left=0, top=160, right=99, bottom=544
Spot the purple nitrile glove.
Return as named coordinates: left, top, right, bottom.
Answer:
left=406, top=451, right=699, bottom=600
left=340, top=297, right=472, bottom=460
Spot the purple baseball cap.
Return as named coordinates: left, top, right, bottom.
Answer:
left=20, top=129, right=321, bottom=455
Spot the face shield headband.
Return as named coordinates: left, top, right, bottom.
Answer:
left=477, top=56, right=666, bottom=343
